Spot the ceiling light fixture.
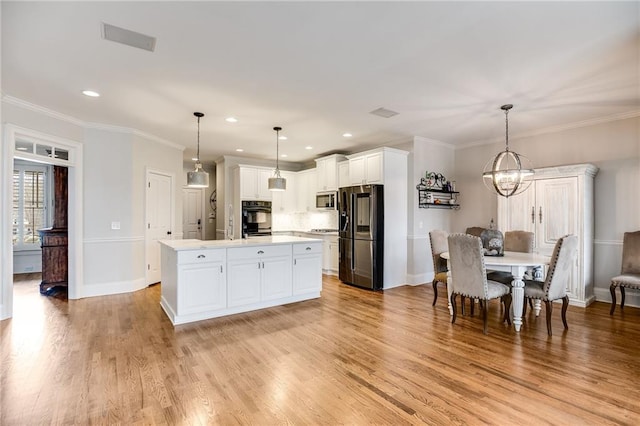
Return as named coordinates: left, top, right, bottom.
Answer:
left=305, top=146, right=313, bottom=150
left=82, top=90, right=100, bottom=97
left=268, top=126, right=286, bottom=191
left=482, top=104, right=534, bottom=197
left=187, top=112, right=210, bottom=188
left=278, top=135, right=288, bottom=140
left=235, top=148, right=244, bottom=152
left=343, top=133, right=353, bottom=138
left=225, top=117, right=238, bottom=123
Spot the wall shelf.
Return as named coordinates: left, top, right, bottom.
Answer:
left=416, top=175, right=459, bottom=209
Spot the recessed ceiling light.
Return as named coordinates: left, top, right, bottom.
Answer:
left=235, top=148, right=244, bottom=152
left=82, top=90, right=100, bottom=97
left=279, top=136, right=287, bottom=140
left=281, top=154, right=288, bottom=158
left=305, top=146, right=313, bottom=150
left=191, top=157, right=198, bottom=161
left=343, top=133, right=353, bottom=138
left=226, top=117, right=238, bottom=123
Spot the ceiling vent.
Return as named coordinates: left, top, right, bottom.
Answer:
left=101, top=22, right=156, bottom=52
left=369, top=107, right=399, bottom=118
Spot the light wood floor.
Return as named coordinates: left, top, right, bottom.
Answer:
left=2, top=274, right=640, bottom=425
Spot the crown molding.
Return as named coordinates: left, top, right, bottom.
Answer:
left=2, top=95, right=185, bottom=151
left=459, top=109, right=640, bottom=150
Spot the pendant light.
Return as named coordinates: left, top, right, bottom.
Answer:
left=187, top=112, right=209, bottom=188
left=268, top=126, right=286, bottom=191
left=482, top=104, right=534, bottom=197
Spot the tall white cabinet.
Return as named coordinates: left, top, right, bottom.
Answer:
left=497, top=163, right=598, bottom=307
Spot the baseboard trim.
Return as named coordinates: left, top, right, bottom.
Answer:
left=81, top=277, right=147, bottom=298
left=594, top=287, right=640, bottom=309
left=405, top=272, right=431, bottom=286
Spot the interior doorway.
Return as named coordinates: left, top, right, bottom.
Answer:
left=182, top=188, right=204, bottom=240
left=2, top=125, right=83, bottom=320
left=145, top=170, right=174, bottom=286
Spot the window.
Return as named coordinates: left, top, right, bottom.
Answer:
left=12, top=162, right=50, bottom=250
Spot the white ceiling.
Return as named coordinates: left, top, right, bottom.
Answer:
left=2, top=1, right=639, bottom=163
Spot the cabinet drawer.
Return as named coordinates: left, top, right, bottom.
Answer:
left=293, top=242, right=322, bottom=255
left=228, top=244, right=291, bottom=260
left=178, top=249, right=225, bottom=264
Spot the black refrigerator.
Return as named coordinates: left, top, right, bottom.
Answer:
left=338, top=185, right=384, bottom=290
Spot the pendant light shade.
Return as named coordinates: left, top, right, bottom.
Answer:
left=268, top=126, right=286, bottom=191
left=187, top=112, right=210, bottom=188
left=482, top=104, right=534, bottom=198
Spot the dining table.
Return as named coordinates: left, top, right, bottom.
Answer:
left=440, top=250, right=551, bottom=332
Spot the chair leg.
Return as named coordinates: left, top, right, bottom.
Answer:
left=461, top=296, right=466, bottom=315
left=621, top=286, right=626, bottom=310
left=561, top=296, right=569, bottom=330
left=523, top=297, right=528, bottom=316
left=451, top=294, right=457, bottom=324
left=482, top=299, right=489, bottom=335
left=432, top=280, right=438, bottom=306
left=502, top=294, right=512, bottom=326
left=545, top=300, right=553, bottom=336
left=609, top=285, right=616, bottom=315
left=470, top=298, right=475, bottom=316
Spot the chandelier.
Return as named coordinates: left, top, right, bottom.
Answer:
left=482, top=104, right=534, bottom=197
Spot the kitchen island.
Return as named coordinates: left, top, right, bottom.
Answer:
left=159, top=236, right=323, bottom=325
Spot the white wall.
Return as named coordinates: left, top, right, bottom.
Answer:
left=454, top=115, right=640, bottom=305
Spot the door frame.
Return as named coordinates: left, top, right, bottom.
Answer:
left=1, top=124, right=84, bottom=320
left=145, top=168, right=175, bottom=286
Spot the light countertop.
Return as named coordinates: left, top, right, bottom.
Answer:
left=160, top=235, right=322, bottom=251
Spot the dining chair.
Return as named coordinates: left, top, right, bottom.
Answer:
left=609, top=230, right=640, bottom=315
left=488, top=230, right=535, bottom=285
left=522, top=234, right=578, bottom=336
left=447, top=233, right=512, bottom=334
left=465, top=226, right=486, bottom=237
left=429, top=230, right=449, bottom=306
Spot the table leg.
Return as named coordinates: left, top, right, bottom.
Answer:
left=446, top=259, right=453, bottom=315
left=511, top=277, right=524, bottom=332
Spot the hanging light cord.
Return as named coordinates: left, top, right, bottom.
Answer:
left=196, top=115, right=201, bottom=161
left=504, top=107, right=510, bottom=152
left=274, top=126, right=282, bottom=177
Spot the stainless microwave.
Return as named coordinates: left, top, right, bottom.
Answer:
left=316, top=192, right=337, bottom=209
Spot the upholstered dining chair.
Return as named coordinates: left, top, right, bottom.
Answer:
left=488, top=231, right=535, bottom=285
left=465, top=226, right=486, bottom=238
left=522, top=234, right=578, bottom=336
left=429, top=230, right=449, bottom=306
left=447, top=233, right=512, bottom=334
left=610, top=230, right=640, bottom=315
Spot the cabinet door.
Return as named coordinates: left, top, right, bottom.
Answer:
left=179, top=262, right=226, bottom=314
left=316, top=159, right=329, bottom=191
left=262, top=256, right=292, bottom=301
left=497, top=188, right=536, bottom=234
left=293, top=255, right=322, bottom=295
left=536, top=177, right=578, bottom=252
left=240, top=167, right=258, bottom=200
left=306, top=170, right=317, bottom=210
left=365, top=152, right=383, bottom=184
left=349, top=156, right=366, bottom=185
left=296, top=171, right=309, bottom=212
left=322, top=238, right=331, bottom=270
left=227, top=258, right=261, bottom=307
left=329, top=240, right=339, bottom=272
left=338, top=161, right=349, bottom=189
left=257, top=168, right=273, bottom=200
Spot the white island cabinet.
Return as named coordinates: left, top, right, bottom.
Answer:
left=160, top=236, right=322, bottom=325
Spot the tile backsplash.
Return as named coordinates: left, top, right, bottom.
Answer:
left=272, top=210, right=338, bottom=231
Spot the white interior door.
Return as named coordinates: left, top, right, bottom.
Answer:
left=146, top=171, right=172, bottom=285
left=183, top=188, right=203, bottom=240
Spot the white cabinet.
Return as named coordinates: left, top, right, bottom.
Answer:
left=177, top=249, right=226, bottom=314
left=227, top=244, right=292, bottom=307
left=321, top=235, right=339, bottom=275
left=338, top=161, right=349, bottom=189
left=296, top=169, right=317, bottom=212
left=271, top=171, right=297, bottom=213
left=315, top=154, right=346, bottom=192
left=239, top=166, right=272, bottom=201
left=497, top=163, right=598, bottom=307
left=293, top=241, right=323, bottom=295
left=348, top=151, right=383, bottom=185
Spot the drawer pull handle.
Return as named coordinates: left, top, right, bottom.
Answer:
left=306, top=247, right=311, bottom=251
left=257, top=250, right=264, bottom=254
left=197, top=254, right=206, bottom=258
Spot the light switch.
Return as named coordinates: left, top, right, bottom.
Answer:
left=111, top=221, right=121, bottom=230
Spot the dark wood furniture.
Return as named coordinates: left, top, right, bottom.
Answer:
left=38, top=166, right=68, bottom=294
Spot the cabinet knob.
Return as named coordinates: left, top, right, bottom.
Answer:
left=306, top=247, right=311, bottom=251
left=197, top=254, right=206, bottom=258
left=257, top=250, right=264, bottom=254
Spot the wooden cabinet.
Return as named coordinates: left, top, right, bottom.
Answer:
left=348, top=151, right=383, bottom=185
left=239, top=166, right=272, bottom=201
left=293, top=241, right=323, bottom=295
left=177, top=249, right=226, bottom=314
left=271, top=171, right=296, bottom=213
left=338, top=161, right=349, bottom=189
left=497, top=163, right=598, bottom=307
left=296, top=169, right=317, bottom=212
left=227, top=244, right=292, bottom=307
left=315, top=154, right=346, bottom=192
